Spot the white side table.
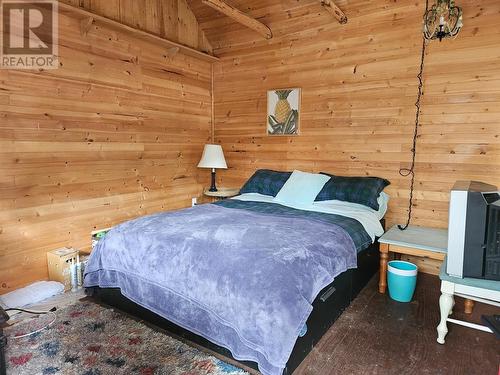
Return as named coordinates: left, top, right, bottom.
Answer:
left=378, top=225, right=448, bottom=293
left=437, top=258, right=500, bottom=344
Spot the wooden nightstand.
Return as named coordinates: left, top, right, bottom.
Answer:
left=378, top=225, right=448, bottom=294
left=203, top=187, right=240, bottom=200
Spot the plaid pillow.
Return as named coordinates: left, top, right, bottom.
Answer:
left=315, top=173, right=390, bottom=210
left=240, top=169, right=292, bottom=197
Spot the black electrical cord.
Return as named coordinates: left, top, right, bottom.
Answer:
left=398, top=0, right=429, bottom=231
left=4, top=307, right=57, bottom=314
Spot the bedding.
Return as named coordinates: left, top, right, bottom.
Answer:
left=274, top=170, right=330, bottom=206
left=231, top=193, right=384, bottom=245
left=239, top=169, right=291, bottom=196
left=375, top=192, right=390, bottom=219
left=239, top=169, right=390, bottom=212
left=315, top=173, right=390, bottom=210
left=84, top=200, right=367, bottom=375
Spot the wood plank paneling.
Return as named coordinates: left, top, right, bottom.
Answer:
left=59, top=0, right=213, bottom=53
left=0, top=9, right=213, bottom=293
left=205, top=0, right=500, bottom=229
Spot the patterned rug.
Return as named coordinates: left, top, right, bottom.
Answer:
left=4, top=301, right=249, bottom=375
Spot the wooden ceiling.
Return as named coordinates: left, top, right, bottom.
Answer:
left=60, top=0, right=214, bottom=54
left=60, top=0, right=351, bottom=57
left=186, top=0, right=351, bottom=53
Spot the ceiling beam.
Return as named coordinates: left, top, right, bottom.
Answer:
left=201, top=0, right=273, bottom=39
left=320, top=0, right=348, bottom=24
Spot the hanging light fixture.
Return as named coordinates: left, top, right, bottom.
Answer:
left=423, top=0, right=463, bottom=41
left=399, top=0, right=463, bottom=231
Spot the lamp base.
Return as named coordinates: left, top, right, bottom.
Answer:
left=209, top=170, right=217, bottom=192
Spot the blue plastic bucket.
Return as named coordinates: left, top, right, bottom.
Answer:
left=387, top=260, right=418, bottom=302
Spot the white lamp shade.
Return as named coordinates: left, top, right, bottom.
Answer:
left=197, top=144, right=227, bottom=169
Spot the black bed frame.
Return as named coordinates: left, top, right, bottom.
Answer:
left=86, top=235, right=381, bottom=375
left=0, top=306, right=8, bottom=375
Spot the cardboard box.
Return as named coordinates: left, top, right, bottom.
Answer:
left=47, top=247, right=78, bottom=291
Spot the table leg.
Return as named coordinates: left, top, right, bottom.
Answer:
left=464, top=299, right=475, bottom=314
left=378, top=243, right=389, bottom=294
left=437, top=292, right=454, bottom=344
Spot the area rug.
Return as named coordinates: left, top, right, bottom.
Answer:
left=4, top=300, right=249, bottom=375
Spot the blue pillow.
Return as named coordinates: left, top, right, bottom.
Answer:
left=315, top=173, right=390, bottom=210
left=239, top=169, right=292, bottom=197
left=274, top=170, right=331, bottom=206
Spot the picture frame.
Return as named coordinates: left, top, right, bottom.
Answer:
left=267, top=88, right=301, bottom=136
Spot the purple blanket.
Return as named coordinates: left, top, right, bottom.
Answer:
left=84, top=204, right=357, bottom=375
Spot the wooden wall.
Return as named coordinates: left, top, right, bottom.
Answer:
left=60, top=0, right=213, bottom=53
left=0, top=7, right=213, bottom=292
left=208, top=0, right=500, bottom=229
left=3, top=0, right=500, bottom=291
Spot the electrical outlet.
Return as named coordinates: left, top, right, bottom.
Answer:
left=191, top=197, right=197, bottom=207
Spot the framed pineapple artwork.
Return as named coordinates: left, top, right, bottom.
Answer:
left=267, top=88, right=301, bottom=136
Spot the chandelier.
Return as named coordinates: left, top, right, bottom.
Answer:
left=423, top=0, right=463, bottom=41
left=399, top=0, right=463, bottom=230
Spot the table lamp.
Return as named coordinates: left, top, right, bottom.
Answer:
left=197, top=144, right=227, bottom=192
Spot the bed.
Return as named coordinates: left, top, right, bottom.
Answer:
left=85, top=173, right=388, bottom=375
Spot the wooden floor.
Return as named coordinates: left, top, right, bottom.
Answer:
left=7, top=274, right=498, bottom=374
left=295, top=273, right=500, bottom=375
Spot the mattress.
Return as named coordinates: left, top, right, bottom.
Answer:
left=84, top=199, right=379, bottom=375
left=216, top=197, right=381, bottom=252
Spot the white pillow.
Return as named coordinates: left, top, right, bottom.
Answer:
left=376, top=192, right=390, bottom=219
left=274, top=170, right=330, bottom=206
left=0, top=281, right=64, bottom=309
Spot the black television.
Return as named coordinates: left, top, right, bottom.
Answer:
left=485, top=199, right=500, bottom=280
left=447, top=181, right=500, bottom=281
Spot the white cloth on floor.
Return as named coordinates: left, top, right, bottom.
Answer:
left=0, top=281, right=64, bottom=310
